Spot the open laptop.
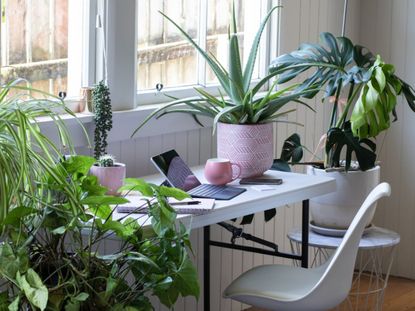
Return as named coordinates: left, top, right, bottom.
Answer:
left=151, top=149, right=246, bottom=200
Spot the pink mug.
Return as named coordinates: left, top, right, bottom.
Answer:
left=204, top=158, right=241, bottom=186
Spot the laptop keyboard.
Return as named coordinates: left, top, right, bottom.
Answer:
left=189, top=184, right=228, bottom=197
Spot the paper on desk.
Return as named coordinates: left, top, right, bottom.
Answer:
left=117, top=196, right=215, bottom=215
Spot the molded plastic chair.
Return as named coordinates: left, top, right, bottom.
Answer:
left=223, top=183, right=391, bottom=311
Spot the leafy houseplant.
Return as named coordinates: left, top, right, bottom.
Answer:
left=0, top=79, right=80, bottom=224
left=270, top=32, right=415, bottom=231
left=0, top=155, right=199, bottom=310
left=271, top=32, right=415, bottom=171
left=91, top=81, right=126, bottom=195
left=133, top=4, right=315, bottom=178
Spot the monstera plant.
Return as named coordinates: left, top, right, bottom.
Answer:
left=271, top=32, right=415, bottom=171
left=270, top=32, right=415, bottom=231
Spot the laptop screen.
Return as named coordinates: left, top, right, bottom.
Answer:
left=151, top=150, right=202, bottom=191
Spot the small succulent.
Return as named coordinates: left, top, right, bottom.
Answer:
left=97, top=154, right=115, bottom=167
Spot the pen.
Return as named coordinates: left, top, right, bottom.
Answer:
left=170, top=201, right=201, bottom=206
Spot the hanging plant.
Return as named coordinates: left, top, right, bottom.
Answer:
left=93, top=80, right=112, bottom=159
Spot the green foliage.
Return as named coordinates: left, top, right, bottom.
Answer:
left=132, top=4, right=317, bottom=137
left=93, top=80, right=112, bottom=159
left=270, top=32, right=415, bottom=170
left=0, top=155, right=199, bottom=310
left=97, top=154, right=115, bottom=167
left=0, top=78, right=81, bottom=225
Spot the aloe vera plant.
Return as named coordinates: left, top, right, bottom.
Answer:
left=270, top=32, right=415, bottom=170
left=132, top=4, right=316, bottom=136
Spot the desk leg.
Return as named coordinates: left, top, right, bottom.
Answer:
left=301, top=200, right=309, bottom=268
left=204, top=226, right=210, bottom=311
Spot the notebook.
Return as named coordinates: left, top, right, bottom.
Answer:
left=117, top=196, right=215, bottom=215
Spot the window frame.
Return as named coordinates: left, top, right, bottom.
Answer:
left=102, top=0, right=279, bottom=110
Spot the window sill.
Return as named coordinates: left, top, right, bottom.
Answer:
left=38, top=104, right=212, bottom=148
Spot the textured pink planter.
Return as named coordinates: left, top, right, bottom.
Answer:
left=90, top=163, right=126, bottom=196
left=217, top=122, right=274, bottom=178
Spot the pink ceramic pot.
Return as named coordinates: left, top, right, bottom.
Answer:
left=217, top=122, right=274, bottom=178
left=90, top=163, right=126, bottom=196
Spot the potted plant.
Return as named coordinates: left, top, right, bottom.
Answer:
left=270, top=32, right=415, bottom=231
left=132, top=4, right=315, bottom=178
left=0, top=78, right=79, bottom=223
left=90, top=80, right=126, bottom=195
left=0, top=155, right=199, bottom=310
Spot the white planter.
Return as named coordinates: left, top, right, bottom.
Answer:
left=307, top=165, right=380, bottom=230
left=217, top=122, right=274, bottom=178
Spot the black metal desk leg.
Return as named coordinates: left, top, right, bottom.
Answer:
left=204, top=226, right=211, bottom=311
left=301, top=200, right=310, bottom=268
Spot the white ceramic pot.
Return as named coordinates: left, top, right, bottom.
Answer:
left=90, top=163, right=126, bottom=196
left=307, top=165, right=380, bottom=230
left=217, top=122, right=274, bottom=178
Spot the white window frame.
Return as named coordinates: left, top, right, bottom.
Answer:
left=101, top=0, right=279, bottom=110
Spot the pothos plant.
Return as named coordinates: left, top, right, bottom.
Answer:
left=270, top=32, right=415, bottom=171
left=0, top=155, right=199, bottom=310
left=93, top=80, right=113, bottom=160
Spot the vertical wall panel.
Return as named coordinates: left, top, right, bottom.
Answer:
left=360, top=0, right=415, bottom=280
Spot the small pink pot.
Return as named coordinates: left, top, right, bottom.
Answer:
left=217, top=122, right=274, bottom=178
left=90, top=163, right=126, bottom=196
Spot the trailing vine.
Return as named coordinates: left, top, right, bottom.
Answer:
left=92, top=80, right=112, bottom=159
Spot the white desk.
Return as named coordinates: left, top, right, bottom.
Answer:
left=115, top=166, right=336, bottom=311
left=114, top=166, right=335, bottom=229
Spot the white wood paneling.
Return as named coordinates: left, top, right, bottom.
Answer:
left=359, top=0, right=415, bottom=280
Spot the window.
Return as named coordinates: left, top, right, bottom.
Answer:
left=0, top=0, right=84, bottom=98
left=136, top=0, right=272, bottom=104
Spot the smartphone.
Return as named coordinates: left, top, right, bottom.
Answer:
left=239, top=178, right=283, bottom=185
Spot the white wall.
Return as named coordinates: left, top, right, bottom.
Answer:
left=359, top=0, right=415, bottom=280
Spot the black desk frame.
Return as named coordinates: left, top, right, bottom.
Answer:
left=203, top=199, right=309, bottom=311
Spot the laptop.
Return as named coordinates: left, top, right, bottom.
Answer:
left=151, top=149, right=246, bottom=200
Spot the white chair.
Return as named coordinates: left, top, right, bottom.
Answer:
left=223, top=182, right=391, bottom=311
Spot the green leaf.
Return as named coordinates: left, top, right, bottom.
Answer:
left=63, top=155, right=96, bottom=176
left=2, top=206, right=37, bottom=226
left=16, top=269, right=48, bottom=311
left=326, top=122, right=376, bottom=171
left=174, top=256, right=200, bottom=298
left=81, top=195, right=129, bottom=206
left=279, top=133, right=304, bottom=163
left=87, top=204, right=112, bottom=219
left=119, top=178, right=154, bottom=196
left=158, top=186, right=190, bottom=200
left=228, top=34, right=244, bottom=105
left=8, top=296, right=19, bottom=311
left=243, top=6, right=280, bottom=91
left=51, top=226, right=66, bottom=235
left=73, top=292, right=89, bottom=302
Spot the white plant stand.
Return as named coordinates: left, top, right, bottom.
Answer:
left=288, top=226, right=400, bottom=311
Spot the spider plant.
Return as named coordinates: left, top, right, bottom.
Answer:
left=270, top=32, right=415, bottom=170
left=132, top=4, right=316, bottom=137
left=0, top=78, right=85, bottom=224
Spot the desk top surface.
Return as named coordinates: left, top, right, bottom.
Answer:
left=113, top=166, right=336, bottom=229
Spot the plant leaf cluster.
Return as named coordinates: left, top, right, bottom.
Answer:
left=132, top=5, right=317, bottom=137
left=270, top=32, right=415, bottom=170
left=93, top=80, right=112, bottom=159
left=0, top=155, right=199, bottom=310
left=0, top=79, right=84, bottom=224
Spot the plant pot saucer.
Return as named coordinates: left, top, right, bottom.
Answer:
left=310, top=221, right=374, bottom=237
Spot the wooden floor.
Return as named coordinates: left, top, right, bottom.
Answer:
left=247, top=276, right=415, bottom=311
